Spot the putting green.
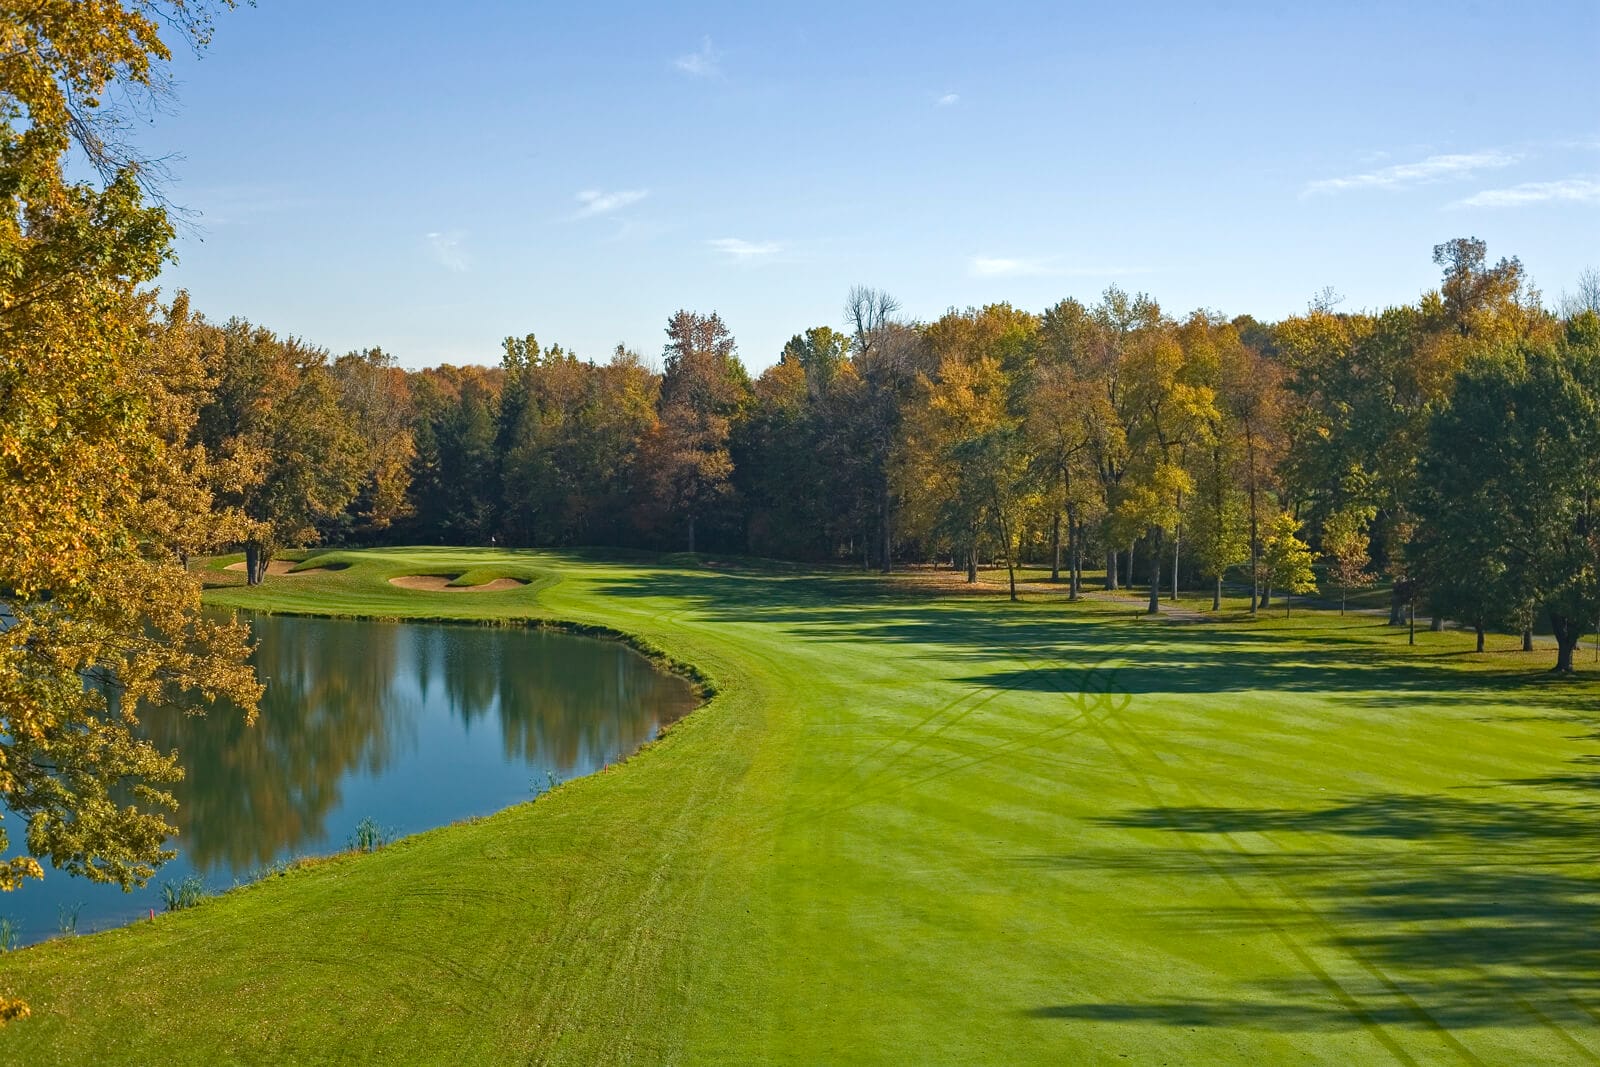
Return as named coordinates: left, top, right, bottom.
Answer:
left=0, top=548, right=1594, bottom=1064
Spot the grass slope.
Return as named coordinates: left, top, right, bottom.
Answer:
left=1, top=548, right=1596, bottom=1064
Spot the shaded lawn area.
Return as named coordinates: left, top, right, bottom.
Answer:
left=0, top=548, right=1596, bottom=1064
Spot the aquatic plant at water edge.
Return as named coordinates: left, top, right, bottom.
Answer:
left=349, top=816, right=391, bottom=853
left=161, top=875, right=206, bottom=912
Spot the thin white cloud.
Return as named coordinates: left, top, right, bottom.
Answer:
left=969, top=256, right=1144, bottom=279
left=972, top=256, right=1053, bottom=277
left=425, top=230, right=469, bottom=273
left=1303, top=150, right=1520, bottom=196
left=1453, top=177, right=1600, bottom=208
left=575, top=188, right=649, bottom=217
left=937, top=92, right=960, bottom=107
left=674, top=37, right=721, bottom=77
left=708, top=237, right=781, bottom=262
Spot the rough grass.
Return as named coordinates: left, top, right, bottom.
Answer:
left=0, top=547, right=1596, bottom=1064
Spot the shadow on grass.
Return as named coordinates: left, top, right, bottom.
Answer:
left=592, top=565, right=1600, bottom=1035
left=589, top=567, right=1594, bottom=713
left=1021, top=790, right=1600, bottom=1032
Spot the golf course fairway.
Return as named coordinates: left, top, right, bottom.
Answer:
left=0, top=548, right=1594, bottom=1064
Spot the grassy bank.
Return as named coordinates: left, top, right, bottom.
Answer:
left=1, top=547, right=1595, bottom=1063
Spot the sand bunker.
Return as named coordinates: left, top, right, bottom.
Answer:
left=388, top=575, right=527, bottom=593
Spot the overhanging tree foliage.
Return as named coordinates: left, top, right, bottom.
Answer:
left=0, top=2, right=259, bottom=1019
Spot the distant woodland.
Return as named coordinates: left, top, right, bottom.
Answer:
left=165, top=247, right=1600, bottom=666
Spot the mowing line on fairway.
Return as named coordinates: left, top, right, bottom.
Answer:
left=1015, top=663, right=1430, bottom=1063
left=783, top=636, right=1135, bottom=828
left=1000, top=632, right=1571, bottom=1065
left=1044, top=634, right=1600, bottom=1060
left=805, top=602, right=1125, bottom=811
left=989, top=632, right=1473, bottom=1063
left=1093, top=708, right=1599, bottom=1063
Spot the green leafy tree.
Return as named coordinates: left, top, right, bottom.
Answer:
left=1189, top=435, right=1249, bottom=611
left=735, top=331, right=860, bottom=560
left=1263, top=513, right=1317, bottom=615
left=1418, top=331, right=1600, bottom=669
left=407, top=365, right=503, bottom=543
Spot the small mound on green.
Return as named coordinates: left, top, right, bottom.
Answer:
left=388, top=574, right=528, bottom=592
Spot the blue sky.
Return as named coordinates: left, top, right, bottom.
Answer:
left=151, top=1, right=1599, bottom=370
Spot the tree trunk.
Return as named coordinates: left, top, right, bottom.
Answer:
left=1171, top=511, right=1181, bottom=602
left=1070, top=522, right=1082, bottom=600
left=966, top=545, right=977, bottom=584
left=1213, top=576, right=1222, bottom=612
left=1146, top=527, right=1163, bottom=615
left=1522, top=627, right=1534, bottom=652
left=1551, top=613, right=1582, bottom=672
left=1106, top=548, right=1118, bottom=591
left=1246, top=428, right=1260, bottom=613
left=1430, top=614, right=1444, bottom=632
left=244, top=541, right=269, bottom=586
left=879, top=477, right=892, bottom=574
left=1050, top=511, right=1062, bottom=582
left=687, top=514, right=696, bottom=554
left=996, top=508, right=1019, bottom=603
left=1127, top=541, right=1135, bottom=588
left=1388, top=583, right=1406, bottom=626
left=1067, top=515, right=1081, bottom=600
left=1475, top=622, right=1485, bottom=653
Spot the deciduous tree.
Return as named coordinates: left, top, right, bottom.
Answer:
left=0, top=2, right=256, bottom=1007
left=1263, top=513, right=1317, bottom=615
left=1321, top=505, right=1376, bottom=616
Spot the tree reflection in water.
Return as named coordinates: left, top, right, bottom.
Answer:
left=425, top=627, right=700, bottom=768
left=139, top=616, right=410, bottom=873
left=134, top=615, right=697, bottom=877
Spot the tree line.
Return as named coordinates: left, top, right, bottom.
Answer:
left=169, top=245, right=1600, bottom=668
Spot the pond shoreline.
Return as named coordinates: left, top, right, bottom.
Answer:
left=224, top=603, right=717, bottom=706
left=3, top=597, right=708, bottom=948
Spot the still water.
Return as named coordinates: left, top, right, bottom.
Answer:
left=4, top=613, right=700, bottom=944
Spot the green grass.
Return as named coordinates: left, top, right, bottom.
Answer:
left=1, top=547, right=1596, bottom=1063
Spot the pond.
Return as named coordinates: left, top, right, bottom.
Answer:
left=2, top=613, right=701, bottom=946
